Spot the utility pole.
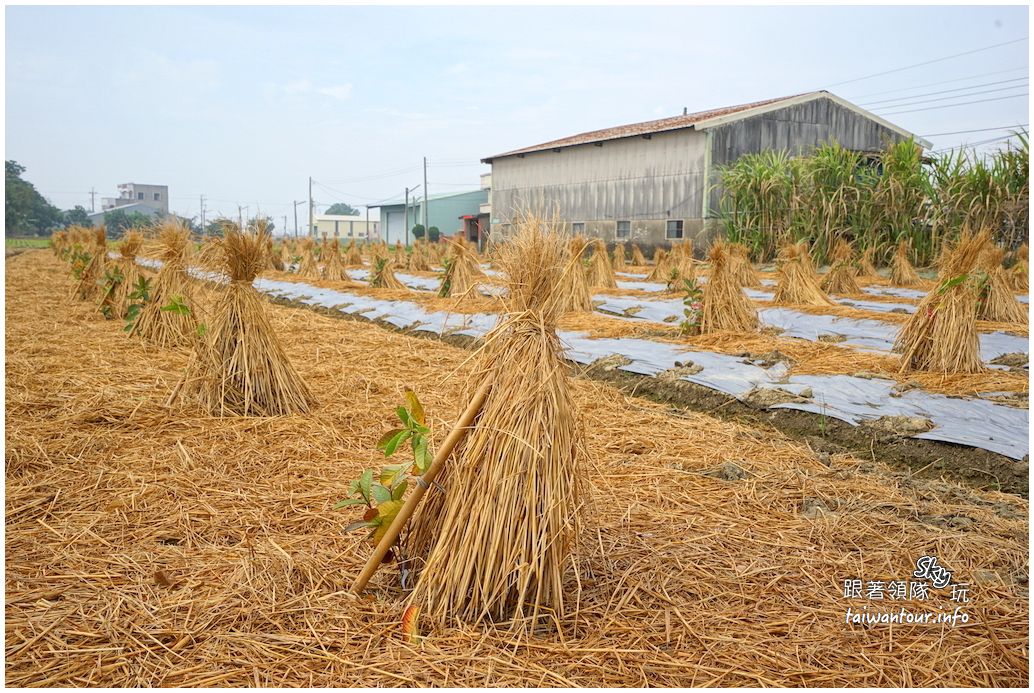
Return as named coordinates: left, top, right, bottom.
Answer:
left=422, top=157, right=429, bottom=236
left=404, top=187, right=410, bottom=246
left=238, top=204, right=244, bottom=229
left=283, top=216, right=287, bottom=237
left=365, top=206, right=371, bottom=243
left=89, top=187, right=96, bottom=212
left=293, top=200, right=303, bottom=237
left=199, top=195, right=206, bottom=234
left=308, top=176, right=314, bottom=238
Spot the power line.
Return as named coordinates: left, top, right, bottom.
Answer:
left=858, top=77, right=1028, bottom=107
left=824, top=36, right=1028, bottom=88
left=920, top=124, right=1029, bottom=137
left=876, top=92, right=1029, bottom=116
left=860, top=85, right=1028, bottom=112
left=846, top=66, right=1028, bottom=100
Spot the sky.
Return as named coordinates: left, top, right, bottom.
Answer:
left=4, top=3, right=1030, bottom=227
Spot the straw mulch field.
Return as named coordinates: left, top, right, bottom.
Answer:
left=5, top=250, right=1029, bottom=687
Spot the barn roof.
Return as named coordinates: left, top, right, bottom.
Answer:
left=482, top=91, right=929, bottom=163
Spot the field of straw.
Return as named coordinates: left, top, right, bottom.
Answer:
left=5, top=249, right=1029, bottom=687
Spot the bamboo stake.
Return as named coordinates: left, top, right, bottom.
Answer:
left=351, top=380, right=492, bottom=594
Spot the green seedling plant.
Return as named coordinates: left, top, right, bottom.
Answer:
left=70, top=249, right=92, bottom=279
left=438, top=257, right=454, bottom=297
left=335, top=389, right=433, bottom=585
left=98, top=267, right=126, bottom=320
left=123, top=276, right=152, bottom=332
left=678, top=277, right=704, bottom=336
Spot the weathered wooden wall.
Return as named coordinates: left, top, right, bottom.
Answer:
left=490, top=129, right=708, bottom=245
left=705, top=97, right=913, bottom=215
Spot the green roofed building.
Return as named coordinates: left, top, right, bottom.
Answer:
left=374, top=188, right=488, bottom=246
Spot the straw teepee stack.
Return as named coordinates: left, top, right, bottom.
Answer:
left=438, top=238, right=485, bottom=298
left=857, top=246, right=880, bottom=281
left=370, top=256, right=407, bottom=289
left=645, top=248, right=671, bottom=282
left=297, top=237, right=322, bottom=279
left=98, top=230, right=146, bottom=320
left=894, top=231, right=986, bottom=374
left=586, top=238, right=617, bottom=289
left=132, top=220, right=199, bottom=348
left=1009, top=243, right=1028, bottom=292
left=72, top=227, right=108, bottom=301
left=559, top=235, right=593, bottom=312
left=890, top=239, right=922, bottom=287
left=322, top=233, right=351, bottom=281
left=612, top=242, right=627, bottom=272
left=170, top=220, right=317, bottom=416
left=820, top=239, right=861, bottom=295
left=728, top=242, right=762, bottom=289
left=976, top=242, right=1027, bottom=324
left=630, top=243, right=647, bottom=267
left=345, top=239, right=364, bottom=266
left=408, top=215, right=584, bottom=628
left=699, top=240, right=759, bottom=334
left=774, top=241, right=835, bottom=306
left=408, top=240, right=431, bottom=271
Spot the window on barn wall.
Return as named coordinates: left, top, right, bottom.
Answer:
left=572, top=222, right=585, bottom=234
left=665, top=220, right=684, bottom=239
left=154, top=192, right=161, bottom=201
left=616, top=220, right=630, bottom=238
left=137, top=192, right=144, bottom=200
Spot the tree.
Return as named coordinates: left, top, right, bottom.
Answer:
left=5, top=160, right=63, bottom=236
left=250, top=216, right=275, bottom=234
left=325, top=202, right=360, bottom=216
left=428, top=226, right=441, bottom=242
left=63, top=205, right=92, bottom=227
left=205, top=218, right=230, bottom=237
left=104, top=210, right=153, bottom=238
left=411, top=223, right=426, bottom=240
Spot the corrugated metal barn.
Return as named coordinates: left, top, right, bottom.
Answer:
left=482, top=91, right=930, bottom=247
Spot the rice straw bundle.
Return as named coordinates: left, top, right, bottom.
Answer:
left=699, top=240, right=759, bottom=334
left=774, top=242, right=835, bottom=306
left=369, top=257, right=406, bottom=289
left=559, top=236, right=593, bottom=312
left=408, top=240, right=431, bottom=271
left=394, top=240, right=406, bottom=265
left=1008, top=243, right=1028, bottom=292
left=297, top=238, right=322, bottom=279
left=321, top=234, right=351, bottom=281
left=408, top=215, right=584, bottom=628
left=820, top=240, right=861, bottom=295
left=857, top=246, right=880, bottom=281
left=569, top=235, right=589, bottom=261
left=891, top=239, right=922, bottom=287
left=437, top=238, right=485, bottom=298
left=894, top=232, right=985, bottom=374
left=586, top=239, right=617, bottom=289
left=171, top=221, right=317, bottom=416
left=268, top=237, right=285, bottom=272
left=131, top=221, right=199, bottom=348
left=645, top=249, right=671, bottom=282
left=631, top=243, right=647, bottom=266
left=612, top=242, right=627, bottom=272
left=52, top=230, right=68, bottom=257
left=728, top=242, right=762, bottom=288
left=72, top=227, right=108, bottom=300
left=98, top=230, right=145, bottom=319
left=278, top=241, right=292, bottom=270
left=976, top=244, right=1027, bottom=324
left=667, top=241, right=696, bottom=282
left=345, top=239, right=364, bottom=266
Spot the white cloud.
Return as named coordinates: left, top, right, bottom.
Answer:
left=281, top=79, right=353, bottom=101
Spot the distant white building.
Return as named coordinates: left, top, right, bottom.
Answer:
left=101, top=183, right=169, bottom=215
left=87, top=201, right=164, bottom=228
left=313, top=214, right=378, bottom=240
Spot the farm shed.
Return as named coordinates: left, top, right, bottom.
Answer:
left=374, top=189, right=488, bottom=245
left=483, top=91, right=930, bottom=247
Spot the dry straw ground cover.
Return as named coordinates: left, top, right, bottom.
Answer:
left=4, top=250, right=1029, bottom=687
